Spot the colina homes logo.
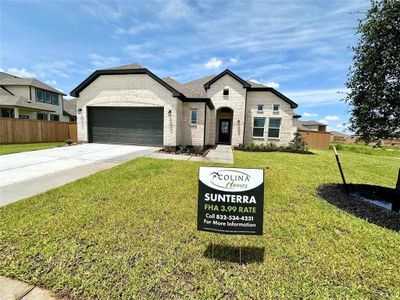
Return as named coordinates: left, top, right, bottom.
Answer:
left=210, top=169, right=251, bottom=190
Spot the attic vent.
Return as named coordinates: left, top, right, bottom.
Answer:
left=223, top=88, right=229, bottom=96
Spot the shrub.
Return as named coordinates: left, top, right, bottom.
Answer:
left=65, top=139, right=73, bottom=146
left=287, top=132, right=308, bottom=152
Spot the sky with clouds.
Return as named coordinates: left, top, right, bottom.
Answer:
left=0, top=0, right=370, bottom=132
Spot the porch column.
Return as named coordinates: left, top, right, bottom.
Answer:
left=14, top=107, right=19, bottom=118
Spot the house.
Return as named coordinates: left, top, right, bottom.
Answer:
left=71, top=64, right=299, bottom=147
left=62, top=98, right=77, bottom=122
left=330, top=130, right=349, bottom=142
left=0, top=71, right=71, bottom=122
left=299, top=120, right=327, bottom=132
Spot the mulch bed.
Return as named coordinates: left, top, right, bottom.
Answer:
left=318, top=183, right=400, bottom=232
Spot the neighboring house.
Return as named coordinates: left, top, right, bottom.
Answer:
left=330, top=130, right=349, bottom=142
left=63, top=98, right=77, bottom=122
left=71, top=64, right=299, bottom=147
left=299, top=120, right=327, bottom=132
left=0, top=71, right=70, bottom=122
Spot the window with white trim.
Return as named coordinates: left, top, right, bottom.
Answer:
left=268, top=118, right=281, bottom=138
left=253, top=117, right=265, bottom=137
left=190, top=109, right=198, bottom=125
left=257, top=104, right=264, bottom=112
left=35, top=88, right=59, bottom=105
left=273, top=104, right=280, bottom=112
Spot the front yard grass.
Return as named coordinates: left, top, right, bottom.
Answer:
left=0, top=142, right=65, bottom=155
left=0, top=149, right=399, bottom=299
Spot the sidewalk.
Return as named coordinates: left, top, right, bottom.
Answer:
left=146, top=145, right=234, bottom=164
left=205, top=145, right=234, bottom=164
left=0, top=276, right=57, bottom=300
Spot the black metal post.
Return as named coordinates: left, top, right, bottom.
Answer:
left=393, top=168, right=400, bottom=212
left=333, top=146, right=348, bottom=194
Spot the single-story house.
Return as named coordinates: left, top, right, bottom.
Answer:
left=71, top=64, right=300, bottom=147
left=298, top=120, right=327, bottom=132
left=0, top=71, right=71, bottom=122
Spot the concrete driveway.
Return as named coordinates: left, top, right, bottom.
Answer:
left=0, top=143, right=158, bottom=206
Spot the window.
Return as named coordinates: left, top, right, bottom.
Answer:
left=253, top=117, right=265, bottom=137
left=273, top=104, right=280, bottom=112
left=50, top=114, right=59, bottom=121
left=35, top=88, right=59, bottom=105
left=268, top=118, right=281, bottom=138
left=69, top=116, right=77, bottom=122
left=36, top=89, right=43, bottom=101
left=190, top=109, right=198, bottom=125
left=51, top=93, right=59, bottom=105
left=19, top=115, right=29, bottom=119
left=37, top=112, right=47, bottom=120
left=1, top=108, right=15, bottom=118
left=257, top=104, right=264, bottom=112
left=223, top=88, right=229, bottom=96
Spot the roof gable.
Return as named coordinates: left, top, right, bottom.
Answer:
left=70, top=68, right=183, bottom=98
left=247, top=86, right=298, bottom=108
left=204, top=69, right=250, bottom=90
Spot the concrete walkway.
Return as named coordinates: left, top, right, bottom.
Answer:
left=205, top=145, right=234, bottom=164
left=0, top=144, right=158, bottom=206
left=0, top=276, right=57, bottom=299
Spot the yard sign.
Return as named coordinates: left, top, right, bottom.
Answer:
left=198, top=167, right=264, bottom=235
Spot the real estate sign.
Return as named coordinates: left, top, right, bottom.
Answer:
left=198, top=167, right=264, bottom=235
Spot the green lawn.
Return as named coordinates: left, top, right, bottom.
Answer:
left=0, top=150, right=399, bottom=299
left=0, top=142, right=65, bottom=155
left=331, top=142, right=400, bottom=157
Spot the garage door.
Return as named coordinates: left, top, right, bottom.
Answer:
left=88, top=107, right=164, bottom=146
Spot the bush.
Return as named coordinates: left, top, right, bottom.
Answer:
left=287, top=132, right=308, bottom=152
left=65, top=139, right=73, bottom=146
left=236, top=136, right=312, bottom=154
left=161, top=145, right=210, bottom=156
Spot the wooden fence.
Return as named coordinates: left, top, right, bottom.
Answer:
left=0, top=118, right=77, bottom=144
left=298, top=129, right=331, bottom=150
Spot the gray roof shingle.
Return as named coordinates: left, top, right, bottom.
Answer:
left=107, top=64, right=144, bottom=70
left=301, top=120, right=327, bottom=126
left=0, top=94, right=55, bottom=112
left=63, top=98, right=77, bottom=116
left=162, top=77, right=204, bottom=98
left=0, top=72, right=64, bottom=95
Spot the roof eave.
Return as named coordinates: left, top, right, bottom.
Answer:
left=70, top=68, right=183, bottom=98
left=204, top=69, right=251, bottom=90
left=247, top=87, right=298, bottom=108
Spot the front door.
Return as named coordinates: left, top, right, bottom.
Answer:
left=218, top=119, right=231, bottom=144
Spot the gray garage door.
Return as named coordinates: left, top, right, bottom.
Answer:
left=88, top=107, right=164, bottom=146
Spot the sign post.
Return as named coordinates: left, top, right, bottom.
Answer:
left=198, top=166, right=264, bottom=238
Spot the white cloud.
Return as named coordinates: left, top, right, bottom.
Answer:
left=89, top=54, right=121, bottom=68
left=81, top=1, right=123, bottom=20
left=284, top=88, right=348, bottom=107
left=4, top=67, right=36, bottom=78
left=248, top=79, right=280, bottom=89
left=302, top=112, right=318, bottom=117
left=115, top=22, right=159, bottom=35
left=325, top=115, right=340, bottom=121
left=45, top=80, right=57, bottom=86
left=204, top=57, right=223, bottom=69
left=318, top=119, right=328, bottom=125
left=160, top=0, right=192, bottom=20
left=265, top=81, right=280, bottom=89
left=229, top=58, right=238, bottom=63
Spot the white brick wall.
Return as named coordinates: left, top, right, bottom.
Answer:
left=244, top=91, right=296, bottom=145
left=76, top=74, right=179, bottom=146
left=181, top=102, right=206, bottom=146
left=207, top=74, right=247, bottom=146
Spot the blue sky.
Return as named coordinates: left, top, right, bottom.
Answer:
left=0, top=0, right=370, bottom=132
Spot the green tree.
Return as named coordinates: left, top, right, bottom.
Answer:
left=345, top=0, right=400, bottom=143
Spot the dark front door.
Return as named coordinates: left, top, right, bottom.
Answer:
left=88, top=107, right=164, bottom=146
left=218, top=119, right=231, bottom=144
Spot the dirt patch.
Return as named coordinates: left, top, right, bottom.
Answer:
left=317, top=184, right=400, bottom=232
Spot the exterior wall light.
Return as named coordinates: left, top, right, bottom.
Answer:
left=78, top=108, right=82, bottom=114
left=168, top=110, right=172, bottom=115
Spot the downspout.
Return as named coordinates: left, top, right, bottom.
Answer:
left=242, top=89, right=248, bottom=145
left=203, top=103, right=207, bottom=147
left=29, top=85, right=32, bottom=100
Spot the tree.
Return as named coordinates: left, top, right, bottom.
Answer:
left=345, top=0, right=400, bottom=144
